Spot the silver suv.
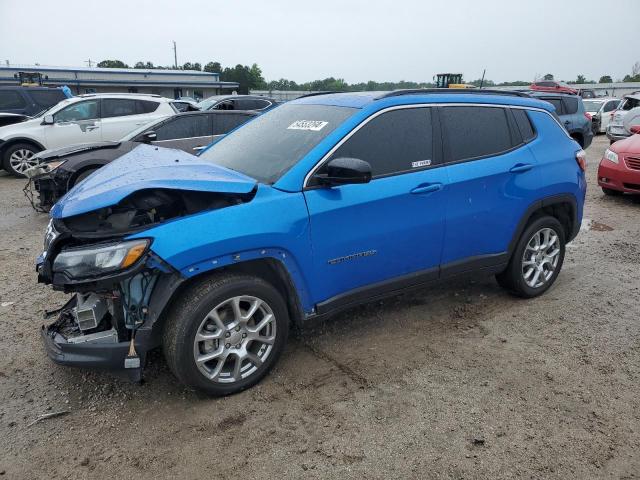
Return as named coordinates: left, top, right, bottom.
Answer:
left=607, top=93, right=640, bottom=143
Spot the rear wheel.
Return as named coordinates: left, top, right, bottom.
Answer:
left=496, top=216, right=565, bottom=298
left=162, top=273, right=289, bottom=396
left=602, top=187, right=622, bottom=196
left=2, top=143, right=42, bottom=177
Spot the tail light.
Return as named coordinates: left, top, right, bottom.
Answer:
left=584, top=112, right=592, bottom=121
left=576, top=149, right=587, bottom=172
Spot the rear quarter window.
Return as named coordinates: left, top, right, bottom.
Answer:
left=137, top=100, right=160, bottom=114
left=29, top=90, right=66, bottom=107
left=512, top=109, right=536, bottom=142
left=562, top=97, right=579, bottom=115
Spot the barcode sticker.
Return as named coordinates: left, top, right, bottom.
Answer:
left=412, top=160, right=432, bottom=168
left=287, top=120, right=329, bottom=131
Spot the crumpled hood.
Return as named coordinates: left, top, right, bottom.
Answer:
left=50, top=144, right=257, bottom=219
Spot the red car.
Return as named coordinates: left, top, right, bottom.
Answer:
left=530, top=80, right=578, bottom=95
left=598, top=125, right=640, bottom=195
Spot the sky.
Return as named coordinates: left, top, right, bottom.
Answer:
left=1, top=0, right=638, bottom=84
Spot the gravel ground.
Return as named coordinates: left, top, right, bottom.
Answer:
left=0, top=135, right=638, bottom=479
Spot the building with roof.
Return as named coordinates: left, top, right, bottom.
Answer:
left=0, top=65, right=239, bottom=100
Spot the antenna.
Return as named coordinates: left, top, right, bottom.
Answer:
left=173, top=41, right=178, bottom=69
left=479, top=69, right=486, bottom=89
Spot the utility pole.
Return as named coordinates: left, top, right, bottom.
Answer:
left=85, top=59, right=93, bottom=68
left=173, top=41, right=178, bottom=69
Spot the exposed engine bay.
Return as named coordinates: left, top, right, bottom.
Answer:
left=58, top=187, right=254, bottom=237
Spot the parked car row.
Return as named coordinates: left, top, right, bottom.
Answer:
left=33, top=89, right=588, bottom=395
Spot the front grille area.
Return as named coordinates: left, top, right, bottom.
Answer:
left=623, top=183, right=640, bottom=191
left=625, top=156, right=640, bottom=170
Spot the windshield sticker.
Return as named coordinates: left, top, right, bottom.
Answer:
left=287, top=120, right=329, bottom=131
left=411, top=160, right=432, bottom=168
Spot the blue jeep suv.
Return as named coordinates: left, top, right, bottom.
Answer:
left=38, top=90, right=587, bottom=395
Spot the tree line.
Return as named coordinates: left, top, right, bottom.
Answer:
left=96, top=59, right=640, bottom=93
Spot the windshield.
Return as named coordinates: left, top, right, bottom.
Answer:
left=583, top=100, right=603, bottom=113
left=198, top=103, right=356, bottom=183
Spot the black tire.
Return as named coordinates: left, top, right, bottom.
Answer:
left=162, top=273, right=289, bottom=396
left=73, top=168, right=98, bottom=186
left=2, top=143, right=42, bottom=177
left=496, top=216, right=566, bottom=298
left=602, top=187, right=622, bottom=196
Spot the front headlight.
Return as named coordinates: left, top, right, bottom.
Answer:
left=603, top=149, right=619, bottom=164
left=52, top=239, right=150, bottom=278
left=45, top=160, right=67, bottom=172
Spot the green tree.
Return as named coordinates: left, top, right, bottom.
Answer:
left=134, top=61, right=155, bottom=69
left=182, top=62, right=201, bottom=71
left=543, top=73, right=554, bottom=81
left=599, top=75, right=613, bottom=83
left=204, top=62, right=222, bottom=74
left=576, top=74, right=586, bottom=84
left=97, top=59, right=129, bottom=68
left=249, top=63, right=266, bottom=90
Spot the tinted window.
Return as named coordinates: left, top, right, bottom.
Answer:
left=512, top=109, right=535, bottom=142
left=212, top=114, right=253, bottom=135
left=441, top=106, right=513, bottom=162
left=562, top=97, right=579, bottom=115
left=154, top=115, right=210, bottom=141
left=0, top=91, right=26, bottom=109
left=253, top=99, right=272, bottom=110
left=213, top=100, right=235, bottom=111
left=102, top=99, right=138, bottom=118
left=199, top=104, right=355, bottom=183
left=137, top=100, right=159, bottom=114
left=537, top=81, right=556, bottom=87
left=328, top=108, right=434, bottom=177
left=29, top=90, right=65, bottom=107
left=604, top=101, right=618, bottom=112
left=54, top=100, right=99, bottom=122
left=542, top=98, right=564, bottom=115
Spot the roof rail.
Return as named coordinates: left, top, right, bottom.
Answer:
left=78, top=93, right=163, bottom=98
left=375, top=89, right=531, bottom=100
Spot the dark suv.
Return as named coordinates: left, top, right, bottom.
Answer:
left=528, top=92, right=593, bottom=148
left=0, top=86, right=67, bottom=117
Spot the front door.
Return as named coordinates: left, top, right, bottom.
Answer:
left=45, top=99, right=102, bottom=149
left=303, top=107, right=447, bottom=306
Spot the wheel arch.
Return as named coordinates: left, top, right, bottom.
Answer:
left=0, top=137, right=46, bottom=157
left=508, top=194, right=578, bottom=258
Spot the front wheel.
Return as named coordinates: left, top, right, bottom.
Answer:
left=2, top=143, right=42, bottom=177
left=162, top=273, right=289, bottom=396
left=496, top=216, right=566, bottom=298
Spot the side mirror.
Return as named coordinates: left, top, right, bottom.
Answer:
left=42, top=115, right=54, bottom=125
left=630, top=125, right=640, bottom=135
left=141, top=131, right=157, bottom=143
left=314, top=157, right=372, bottom=186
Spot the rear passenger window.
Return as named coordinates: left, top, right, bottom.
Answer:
left=214, top=114, right=252, bottom=135
left=0, top=91, right=26, bottom=109
left=562, top=97, right=578, bottom=115
left=543, top=98, right=564, bottom=115
left=137, top=100, right=159, bottom=114
left=155, top=115, right=210, bottom=141
left=441, top=106, right=513, bottom=162
left=329, top=108, right=434, bottom=177
left=102, top=99, right=138, bottom=118
left=512, top=109, right=535, bottom=142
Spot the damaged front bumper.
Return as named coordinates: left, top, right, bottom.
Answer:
left=24, top=169, right=69, bottom=213
left=38, top=229, right=185, bottom=381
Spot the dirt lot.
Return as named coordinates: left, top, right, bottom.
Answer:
left=0, top=135, right=638, bottom=479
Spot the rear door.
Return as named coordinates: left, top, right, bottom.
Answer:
left=151, top=114, right=212, bottom=153
left=100, top=99, right=162, bottom=140
left=561, top=96, right=581, bottom=134
left=439, top=105, right=538, bottom=269
left=303, top=106, right=447, bottom=304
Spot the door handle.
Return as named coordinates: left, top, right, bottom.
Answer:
left=192, top=146, right=206, bottom=152
left=85, top=126, right=99, bottom=131
left=410, top=183, right=443, bottom=194
left=564, top=120, right=570, bottom=125
left=509, top=163, right=533, bottom=173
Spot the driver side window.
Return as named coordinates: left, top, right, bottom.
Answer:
left=54, top=100, right=100, bottom=122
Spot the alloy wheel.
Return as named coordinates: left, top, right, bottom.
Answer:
left=9, top=148, right=39, bottom=174
left=193, top=295, right=276, bottom=383
left=521, top=227, right=561, bottom=288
